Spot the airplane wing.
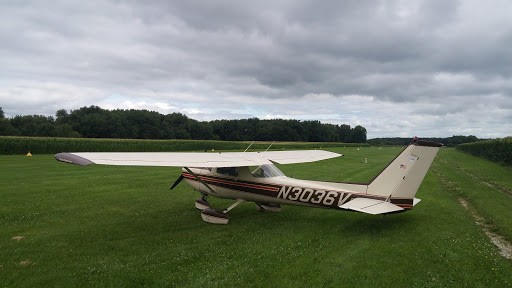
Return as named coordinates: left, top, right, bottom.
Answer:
left=55, top=150, right=342, bottom=167
left=339, top=198, right=404, bottom=214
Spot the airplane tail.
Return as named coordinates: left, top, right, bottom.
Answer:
left=366, top=138, right=442, bottom=202
left=340, top=138, right=442, bottom=214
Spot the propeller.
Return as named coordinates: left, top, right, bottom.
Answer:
left=170, top=174, right=185, bottom=190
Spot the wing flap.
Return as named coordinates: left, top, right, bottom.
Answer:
left=339, top=198, right=404, bottom=215
left=55, top=150, right=342, bottom=167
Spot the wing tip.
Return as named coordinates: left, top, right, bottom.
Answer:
left=55, top=153, right=94, bottom=166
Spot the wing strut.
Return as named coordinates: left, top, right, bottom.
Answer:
left=184, top=167, right=218, bottom=196
left=244, top=141, right=255, bottom=152
left=265, top=141, right=275, bottom=152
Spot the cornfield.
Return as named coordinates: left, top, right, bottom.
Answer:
left=456, top=137, right=512, bottom=166
left=0, top=136, right=365, bottom=155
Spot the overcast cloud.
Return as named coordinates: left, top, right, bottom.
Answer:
left=1, top=0, right=511, bottom=138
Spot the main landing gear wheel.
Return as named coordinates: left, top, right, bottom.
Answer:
left=199, top=199, right=244, bottom=225
left=201, top=208, right=229, bottom=224
left=256, top=203, right=282, bottom=212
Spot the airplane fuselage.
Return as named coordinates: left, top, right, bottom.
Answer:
left=182, top=165, right=415, bottom=211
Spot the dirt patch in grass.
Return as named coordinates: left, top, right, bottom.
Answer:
left=458, top=198, right=512, bottom=260
left=19, top=260, right=32, bottom=267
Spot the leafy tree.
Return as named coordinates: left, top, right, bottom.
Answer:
left=55, top=109, right=69, bottom=124
left=0, top=119, right=17, bottom=135
left=350, top=125, right=367, bottom=143
left=9, top=115, right=56, bottom=136
left=0, top=107, right=15, bottom=136
left=162, top=113, right=192, bottom=139
left=337, top=124, right=352, bottom=142
left=446, top=135, right=479, bottom=146
left=189, top=120, right=214, bottom=140
left=54, top=124, right=81, bottom=138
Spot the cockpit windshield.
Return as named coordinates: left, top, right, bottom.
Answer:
left=251, top=164, right=285, bottom=178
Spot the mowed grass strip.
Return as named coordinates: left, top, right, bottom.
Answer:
left=434, top=149, right=512, bottom=242
left=1, top=147, right=511, bottom=287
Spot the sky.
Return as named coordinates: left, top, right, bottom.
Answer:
left=1, top=0, right=511, bottom=139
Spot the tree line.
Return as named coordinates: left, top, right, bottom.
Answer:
left=368, top=135, right=481, bottom=147
left=0, top=106, right=367, bottom=143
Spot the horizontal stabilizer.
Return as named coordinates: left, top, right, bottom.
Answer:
left=339, top=198, right=404, bottom=215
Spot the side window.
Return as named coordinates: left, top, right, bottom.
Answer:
left=217, top=167, right=239, bottom=177
left=251, top=166, right=265, bottom=177
left=251, top=165, right=285, bottom=178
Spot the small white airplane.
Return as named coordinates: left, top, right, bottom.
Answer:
left=55, top=138, right=442, bottom=224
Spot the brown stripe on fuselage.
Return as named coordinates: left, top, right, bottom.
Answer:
left=183, top=173, right=280, bottom=197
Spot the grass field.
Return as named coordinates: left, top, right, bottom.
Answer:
left=1, top=147, right=511, bottom=287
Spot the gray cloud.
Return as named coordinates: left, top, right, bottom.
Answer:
left=0, top=0, right=511, bottom=138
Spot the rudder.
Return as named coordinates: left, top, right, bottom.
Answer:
left=366, top=139, right=442, bottom=200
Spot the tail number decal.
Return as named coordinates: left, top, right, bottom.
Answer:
left=278, top=186, right=351, bottom=207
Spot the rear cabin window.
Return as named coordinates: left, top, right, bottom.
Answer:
left=217, top=167, right=239, bottom=177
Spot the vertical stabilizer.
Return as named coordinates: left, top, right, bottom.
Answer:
left=367, top=139, right=442, bottom=199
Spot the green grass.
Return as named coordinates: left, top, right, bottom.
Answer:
left=1, top=147, right=512, bottom=287
left=434, top=149, right=512, bottom=242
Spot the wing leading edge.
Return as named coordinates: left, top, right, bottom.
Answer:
left=55, top=150, right=342, bottom=167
